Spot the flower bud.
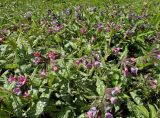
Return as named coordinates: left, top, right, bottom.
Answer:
left=53, top=66, right=59, bottom=72
left=23, top=91, right=29, bottom=98
left=34, top=52, right=41, bottom=57
left=80, top=27, right=87, bottom=34
left=123, top=67, right=129, bottom=77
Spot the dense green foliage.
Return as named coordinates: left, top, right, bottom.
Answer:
left=0, top=0, right=160, bottom=117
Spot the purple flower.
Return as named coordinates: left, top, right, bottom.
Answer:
left=81, top=56, right=87, bottom=64
left=130, top=67, right=138, bottom=75
left=110, top=97, right=117, bottom=104
left=13, top=87, right=21, bottom=95
left=17, top=75, right=26, bottom=86
left=86, top=63, right=92, bottom=69
left=8, top=75, right=16, bottom=84
left=86, top=107, right=97, bottom=118
left=66, top=9, right=71, bottom=15
left=105, top=105, right=111, bottom=112
left=105, top=112, right=113, bottom=118
left=97, top=22, right=103, bottom=29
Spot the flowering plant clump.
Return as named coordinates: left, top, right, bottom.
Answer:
left=0, top=0, right=160, bottom=118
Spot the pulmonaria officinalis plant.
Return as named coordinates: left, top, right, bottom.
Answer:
left=0, top=1, right=160, bottom=118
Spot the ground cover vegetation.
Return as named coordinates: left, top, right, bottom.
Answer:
left=0, top=0, right=160, bottom=117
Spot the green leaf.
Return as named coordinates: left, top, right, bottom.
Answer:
left=35, top=100, right=47, bottom=116
left=30, top=67, right=38, bottom=81
left=4, top=64, right=19, bottom=69
left=130, top=91, right=142, bottom=105
left=78, top=113, right=87, bottom=118
left=0, top=110, right=10, bottom=118
left=137, top=105, right=149, bottom=118
left=119, top=46, right=128, bottom=60
left=148, top=104, right=157, bottom=118
left=96, top=78, right=105, bottom=96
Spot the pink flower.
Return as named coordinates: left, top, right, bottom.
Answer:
left=93, top=61, right=100, bottom=68
left=157, top=54, right=160, bottom=60
left=8, top=75, right=16, bottom=84
left=151, top=79, right=158, bottom=89
left=32, top=57, right=42, bottom=65
left=47, top=51, right=58, bottom=60
left=113, top=47, right=121, bottom=54
left=152, top=79, right=158, bottom=85
left=86, top=107, right=97, bottom=118
left=13, top=87, right=21, bottom=95
left=111, top=87, right=121, bottom=95
left=86, top=111, right=93, bottom=118
left=110, top=97, right=117, bottom=104
left=53, top=66, right=59, bottom=72
left=80, top=27, right=87, bottom=34
left=54, top=25, right=63, bottom=32
left=0, top=36, right=4, bottom=44
left=17, top=75, right=26, bottom=86
left=105, top=112, right=113, bottom=118
left=23, top=91, right=29, bottom=98
left=40, top=69, right=47, bottom=77
left=123, top=67, right=129, bottom=77
left=130, top=57, right=136, bottom=64
left=75, top=59, right=82, bottom=65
